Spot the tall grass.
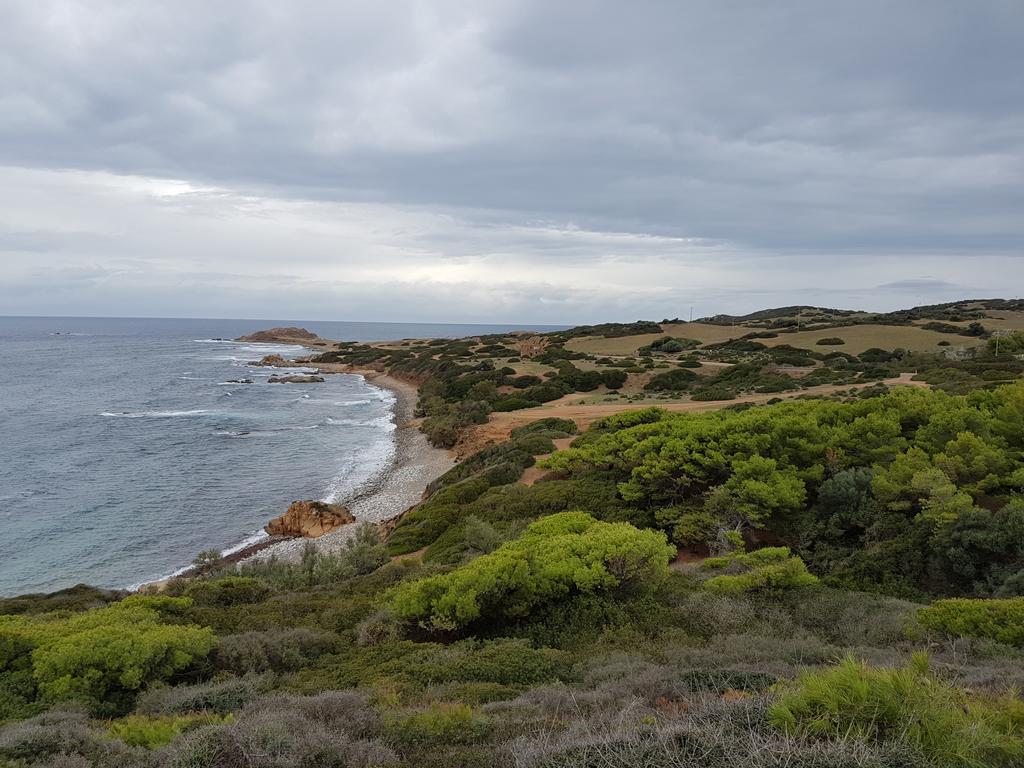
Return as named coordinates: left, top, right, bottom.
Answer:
left=768, top=654, right=1024, bottom=767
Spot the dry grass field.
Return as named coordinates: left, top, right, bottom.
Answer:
left=908, top=310, right=1024, bottom=332
left=757, top=324, right=969, bottom=354
left=564, top=320, right=985, bottom=356
left=983, top=310, right=1024, bottom=330
left=564, top=322, right=745, bottom=355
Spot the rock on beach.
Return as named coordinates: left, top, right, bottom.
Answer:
left=266, top=500, right=356, bottom=538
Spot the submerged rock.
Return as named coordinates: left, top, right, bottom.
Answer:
left=267, top=374, right=324, bottom=383
left=266, top=500, right=356, bottom=538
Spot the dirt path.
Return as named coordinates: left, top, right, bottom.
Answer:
left=519, top=437, right=576, bottom=486
left=458, top=373, right=925, bottom=455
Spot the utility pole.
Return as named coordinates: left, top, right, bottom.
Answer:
left=994, top=329, right=1010, bottom=356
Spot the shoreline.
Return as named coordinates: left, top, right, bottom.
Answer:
left=138, top=351, right=453, bottom=590
left=237, top=367, right=453, bottom=566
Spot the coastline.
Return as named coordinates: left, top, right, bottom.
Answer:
left=138, top=353, right=453, bottom=589
left=233, top=367, right=453, bottom=566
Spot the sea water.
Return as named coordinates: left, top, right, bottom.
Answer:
left=0, top=316, right=565, bottom=595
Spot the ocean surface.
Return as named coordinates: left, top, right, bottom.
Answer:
left=0, top=316, right=566, bottom=596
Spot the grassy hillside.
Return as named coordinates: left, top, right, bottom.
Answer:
left=567, top=322, right=968, bottom=356
left=308, top=298, right=1024, bottom=453
left=3, top=301, right=1024, bottom=767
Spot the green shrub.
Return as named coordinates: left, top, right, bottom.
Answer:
left=509, top=375, right=542, bottom=388
left=639, top=336, right=701, bottom=354
left=816, top=337, right=846, bottom=345
left=600, top=369, right=628, bottom=389
left=644, top=368, right=697, bottom=391
left=670, top=511, right=718, bottom=548
left=859, top=347, right=899, bottom=363
left=700, top=548, right=818, bottom=594
left=387, top=702, right=491, bottom=745
left=492, top=397, right=541, bottom=412
left=185, top=576, right=269, bottom=607
left=389, top=512, right=674, bottom=630
left=107, top=712, right=231, bottom=749
left=520, top=383, right=569, bottom=403
left=690, top=386, right=736, bottom=401
left=989, top=331, right=1024, bottom=355
left=510, top=418, right=578, bottom=439
left=0, top=596, right=215, bottom=714
left=510, top=435, right=556, bottom=456
left=462, top=516, right=502, bottom=554
left=239, top=524, right=388, bottom=588
left=918, top=598, right=1024, bottom=647
left=769, top=655, right=1024, bottom=767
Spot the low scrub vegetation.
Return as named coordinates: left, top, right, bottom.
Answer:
left=770, top=655, right=1024, bottom=767
left=4, top=308, right=1024, bottom=765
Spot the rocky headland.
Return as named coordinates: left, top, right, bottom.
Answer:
left=237, top=327, right=330, bottom=346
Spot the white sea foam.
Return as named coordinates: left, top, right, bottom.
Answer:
left=101, top=409, right=210, bottom=418
left=326, top=415, right=395, bottom=430
left=321, top=437, right=397, bottom=505
left=221, top=529, right=271, bottom=556
left=254, top=365, right=319, bottom=374
left=128, top=529, right=271, bottom=589
left=213, top=430, right=255, bottom=438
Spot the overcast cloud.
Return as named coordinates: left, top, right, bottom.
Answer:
left=1, top=1, right=1021, bottom=322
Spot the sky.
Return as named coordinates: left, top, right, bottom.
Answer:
left=1, top=1, right=1022, bottom=324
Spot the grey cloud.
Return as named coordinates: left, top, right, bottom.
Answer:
left=0, top=1, right=1021, bottom=320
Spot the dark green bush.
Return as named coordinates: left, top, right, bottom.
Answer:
left=510, top=418, right=578, bottom=439
left=690, top=386, right=737, bottom=401
left=185, top=577, right=269, bottom=608
left=644, top=369, right=697, bottom=391
left=509, top=375, right=542, bottom=389
left=492, top=397, right=540, bottom=412
left=520, top=383, right=570, bottom=403
left=600, top=369, right=628, bottom=389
